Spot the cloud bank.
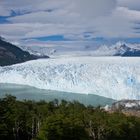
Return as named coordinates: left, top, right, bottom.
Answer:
left=0, top=0, right=140, bottom=48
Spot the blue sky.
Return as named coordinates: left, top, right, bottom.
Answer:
left=0, top=0, right=140, bottom=49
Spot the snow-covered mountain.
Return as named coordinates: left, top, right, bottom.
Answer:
left=91, top=42, right=140, bottom=56
left=21, top=42, right=140, bottom=57
left=0, top=57, right=140, bottom=100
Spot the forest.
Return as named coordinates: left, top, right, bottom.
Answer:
left=0, top=95, right=140, bottom=140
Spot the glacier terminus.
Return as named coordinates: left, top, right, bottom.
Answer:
left=0, top=56, right=140, bottom=100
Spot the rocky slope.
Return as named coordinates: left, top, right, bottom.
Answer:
left=0, top=37, right=49, bottom=66
left=104, top=100, right=140, bottom=117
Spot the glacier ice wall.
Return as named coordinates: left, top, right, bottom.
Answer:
left=0, top=57, right=140, bottom=100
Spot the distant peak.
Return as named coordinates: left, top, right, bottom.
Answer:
left=0, top=36, right=5, bottom=41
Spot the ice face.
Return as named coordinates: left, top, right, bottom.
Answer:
left=0, top=56, right=140, bottom=100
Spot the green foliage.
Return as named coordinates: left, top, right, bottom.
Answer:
left=0, top=95, right=140, bottom=140
left=36, top=114, right=88, bottom=140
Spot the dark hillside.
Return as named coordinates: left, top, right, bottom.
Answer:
left=0, top=37, right=49, bottom=66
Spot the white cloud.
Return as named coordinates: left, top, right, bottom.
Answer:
left=0, top=5, right=10, bottom=16
left=117, top=0, right=140, bottom=11
left=74, top=0, right=116, bottom=18
left=92, top=7, right=140, bottom=38
left=8, top=0, right=116, bottom=24
left=0, top=0, right=140, bottom=47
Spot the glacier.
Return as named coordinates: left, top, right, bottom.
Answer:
left=0, top=56, right=140, bottom=100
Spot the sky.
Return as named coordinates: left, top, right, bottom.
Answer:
left=0, top=0, right=140, bottom=49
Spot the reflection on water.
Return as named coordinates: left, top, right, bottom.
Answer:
left=0, top=83, right=115, bottom=106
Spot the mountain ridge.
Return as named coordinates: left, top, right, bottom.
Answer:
left=0, top=37, right=49, bottom=66
left=93, top=42, right=140, bottom=56
left=21, top=41, right=140, bottom=57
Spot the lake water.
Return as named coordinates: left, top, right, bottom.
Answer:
left=0, top=83, right=115, bottom=106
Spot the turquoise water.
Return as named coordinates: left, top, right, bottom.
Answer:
left=0, top=83, right=115, bottom=106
